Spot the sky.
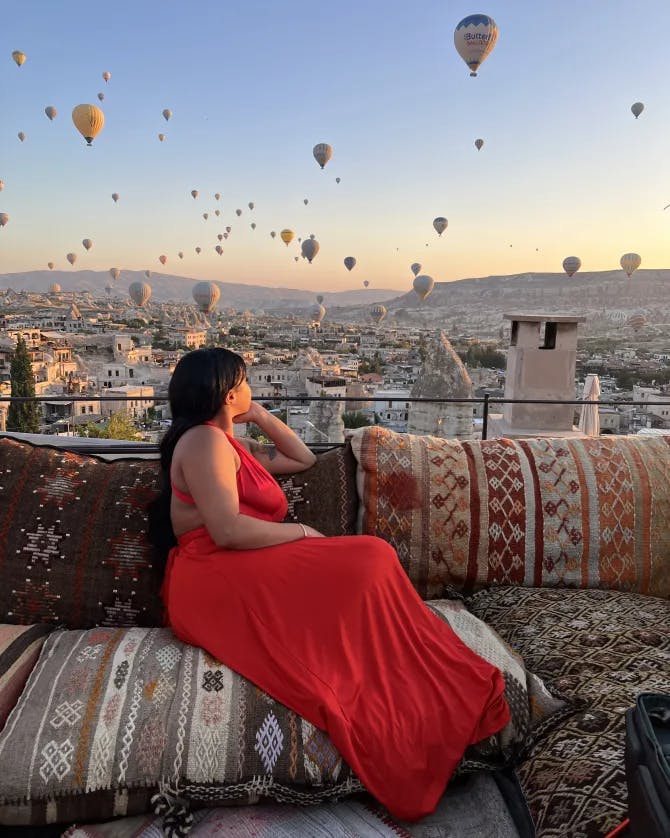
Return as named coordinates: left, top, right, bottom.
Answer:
left=1, top=0, right=670, bottom=294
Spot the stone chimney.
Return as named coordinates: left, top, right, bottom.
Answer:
left=408, top=330, right=473, bottom=440
left=306, top=398, right=345, bottom=444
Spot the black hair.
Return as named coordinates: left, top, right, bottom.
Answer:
left=147, top=347, right=246, bottom=569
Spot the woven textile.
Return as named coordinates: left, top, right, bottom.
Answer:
left=0, top=438, right=357, bottom=629
left=467, top=586, right=670, bottom=838
left=350, top=427, right=670, bottom=599
left=0, top=623, right=53, bottom=731
left=0, top=601, right=561, bottom=826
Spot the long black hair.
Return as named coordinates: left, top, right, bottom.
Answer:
left=147, top=347, right=247, bottom=569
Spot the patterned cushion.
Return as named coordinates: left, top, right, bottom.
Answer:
left=0, top=438, right=358, bottom=629
left=467, top=587, right=670, bottom=838
left=0, top=624, right=53, bottom=732
left=0, top=601, right=562, bottom=826
left=350, top=426, right=670, bottom=598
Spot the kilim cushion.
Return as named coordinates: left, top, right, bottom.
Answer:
left=467, top=586, right=670, bottom=838
left=0, top=438, right=358, bottom=629
left=0, top=623, right=53, bottom=732
left=350, top=426, right=670, bottom=599
left=0, top=602, right=563, bottom=826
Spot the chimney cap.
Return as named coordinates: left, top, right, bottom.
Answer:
left=503, top=313, right=586, bottom=323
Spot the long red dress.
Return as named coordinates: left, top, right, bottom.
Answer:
left=161, top=431, right=509, bottom=821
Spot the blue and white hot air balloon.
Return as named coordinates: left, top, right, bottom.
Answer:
left=454, top=14, right=498, bottom=77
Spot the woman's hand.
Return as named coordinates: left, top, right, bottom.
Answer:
left=303, top=525, right=325, bottom=538
left=233, top=401, right=265, bottom=425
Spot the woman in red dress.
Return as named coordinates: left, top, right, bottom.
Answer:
left=150, top=347, right=509, bottom=821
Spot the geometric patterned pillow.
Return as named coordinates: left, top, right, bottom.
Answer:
left=0, top=627, right=363, bottom=828
left=428, top=600, right=570, bottom=773
left=0, top=623, right=53, bottom=732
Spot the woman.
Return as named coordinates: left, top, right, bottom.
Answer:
left=150, top=347, right=509, bottom=821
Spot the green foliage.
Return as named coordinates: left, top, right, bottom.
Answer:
left=342, top=411, right=372, bottom=429
left=77, top=411, right=140, bottom=441
left=458, top=345, right=506, bottom=369
left=358, top=352, right=383, bottom=375
left=7, top=335, right=40, bottom=433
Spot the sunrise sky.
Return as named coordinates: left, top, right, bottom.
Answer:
left=1, top=0, right=669, bottom=293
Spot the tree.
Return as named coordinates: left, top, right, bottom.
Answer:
left=342, top=411, right=372, bottom=429
left=7, top=335, right=40, bottom=432
left=77, top=412, right=140, bottom=441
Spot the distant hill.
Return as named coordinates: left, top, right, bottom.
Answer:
left=0, top=270, right=399, bottom=309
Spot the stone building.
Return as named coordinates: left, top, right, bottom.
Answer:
left=408, top=331, right=473, bottom=440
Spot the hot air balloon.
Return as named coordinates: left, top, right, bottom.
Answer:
left=12, top=51, right=26, bottom=67
left=344, top=256, right=356, bottom=271
left=193, top=281, right=221, bottom=313
left=158, top=133, right=166, bottom=142
left=370, top=304, right=387, bottom=324
left=191, top=189, right=198, bottom=199
left=217, top=233, right=223, bottom=241
left=17, top=132, right=26, bottom=142
left=48, top=283, right=61, bottom=293
left=214, top=209, right=220, bottom=217
left=627, top=313, right=646, bottom=331
left=316, top=294, right=324, bottom=304
left=303, top=198, right=309, bottom=205
left=335, top=177, right=341, bottom=184
left=301, top=239, right=319, bottom=263
left=158, top=254, right=167, bottom=265
left=178, top=251, right=184, bottom=259
left=66, top=252, right=77, bottom=265
left=363, top=280, right=370, bottom=288
left=215, top=244, right=223, bottom=255
left=44, top=106, right=57, bottom=121
left=129, top=281, right=151, bottom=307
left=294, top=256, right=299, bottom=262
left=214, top=193, right=221, bottom=201
left=270, top=231, right=277, bottom=239
left=47, top=262, right=55, bottom=270
left=0, top=214, right=9, bottom=227
left=72, top=104, right=104, bottom=146
left=195, top=246, right=201, bottom=254
left=162, top=109, right=172, bottom=121
left=82, top=238, right=93, bottom=251
left=250, top=222, right=256, bottom=230
left=102, top=71, right=111, bottom=82
left=97, top=92, right=104, bottom=101
left=248, top=202, right=255, bottom=210
left=433, top=217, right=448, bottom=236
left=225, top=226, right=231, bottom=233
left=280, top=229, right=294, bottom=246
left=298, top=237, right=302, bottom=243
left=105, top=284, right=113, bottom=295
left=631, top=102, right=644, bottom=119
left=620, top=252, right=641, bottom=278
left=310, top=303, right=326, bottom=324
left=454, top=14, right=498, bottom=76
left=312, top=143, right=333, bottom=169
left=110, top=267, right=121, bottom=280
left=562, top=256, right=581, bottom=277
left=413, top=274, right=435, bottom=301
left=223, top=232, right=229, bottom=239
left=111, top=192, right=119, bottom=203
left=145, top=270, right=152, bottom=278
left=475, top=138, right=484, bottom=150
left=235, top=208, right=242, bottom=216
left=410, top=262, right=422, bottom=276
left=0, top=181, right=4, bottom=191
left=203, top=213, right=208, bottom=220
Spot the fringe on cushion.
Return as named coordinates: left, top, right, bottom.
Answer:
left=151, top=779, right=194, bottom=838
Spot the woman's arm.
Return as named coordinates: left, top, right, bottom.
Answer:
left=178, top=426, right=322, bottom=548
left=234, top=403, right=317, bottom=474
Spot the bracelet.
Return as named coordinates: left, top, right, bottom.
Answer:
left=299, top=523, right=308, bottom=539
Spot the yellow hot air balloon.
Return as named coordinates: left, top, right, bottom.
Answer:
left=620, top=252, right=641, bottom=278
left=102, top=70, right=111, bottom=82
left=47, top=262, right=55, bottom=270
left=454, top=15, right=498, bottom=77
left=280, top=229, right=294, bottom=246
left=45, top=106, right=57, bottom=121
left=12, top=51, right=26, bottom=67
left=72, top=104, right=104, bottom=146
left=17, top=132, right=26, bottom=142
left=162, top=108, right=172, bottom=121
left=66, top=252, right=77, bottom=265
left=159, top=254, right=167, bottom=265
left=0, top=214, right=9, bottom=227
left=313, top=143, right=333, bottom=169
left=82, top=238, right=93, bottom=251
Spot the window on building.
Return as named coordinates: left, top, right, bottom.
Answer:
left=539, top=321, right=557, bottom=350
left=108, top=370, right=112, bottom=377
left=88, top=406, right=93, bottom=413
left=115, top=370, right=119, bottom=376
left=129, top=369, right=134, bottom=378
left=117, top=344, right=122, bottom=351
left=80, top=406, right=86, bottom=414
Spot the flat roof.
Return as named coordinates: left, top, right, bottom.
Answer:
left=503, top=313, right=587, bottom=323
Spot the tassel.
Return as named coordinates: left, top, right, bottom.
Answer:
left=151, top=780, right=194, bottom=838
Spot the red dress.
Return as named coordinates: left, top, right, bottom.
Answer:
left=162, top=431, right=509, bottom=821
